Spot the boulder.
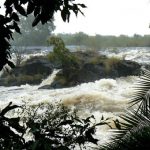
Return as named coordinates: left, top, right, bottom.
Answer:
left=0, top=56, right=53, bottom=86
left=39, top=59, right=142, bottom=89
left=1, top=53, right=142, bottom=88
left=76, top=60, right=141, bottom=83
left=116, top=60, right=141, bottom=77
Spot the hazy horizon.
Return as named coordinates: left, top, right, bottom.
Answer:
left=1, top=0, right=150, bottom=36
left=53, top=32, right=150, bottom=37
left=54, top=0, right=150, bottom=36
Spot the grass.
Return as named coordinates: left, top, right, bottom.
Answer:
left=90, top=56, right=105, bottom=65
left=90, top=55, right=121, bottom=74
left=4, top=74, right=44, bottom=85
left=55, top=75, right=67, bottom=85
left=104, top=57, right=121, bottom=74
left=47, top=52, right=57, bottom=62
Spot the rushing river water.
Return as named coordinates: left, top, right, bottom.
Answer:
left=1, top=47, right=149, bottom=147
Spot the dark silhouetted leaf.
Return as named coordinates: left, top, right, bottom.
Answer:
left=27, top=1, right=35, bottom=14
left=34, top=6, right=41, bottom=17
left=7, top=60, right=15, bottom=68
left=20, top=0, right=28, bottom=5
left=11, top=12, right=19, bottom=21
left=13, top=21, right=21, bottom=33
left=15, top=5, right=27, bottom=16
left=114, top=119, right=121, bottom=130
left=61, top=8, right=67, bottom=22
left=0, top=102, right=18, bottom=116
left=78, top=4, right=87, bottom=8
left=32, top=14, right=41, bottom=27
left=58, top=120, right=73, bottom=126
left=5, top=6, right=13, bottom=16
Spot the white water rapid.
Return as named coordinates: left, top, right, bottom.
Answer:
left=1, top=47, right=148, bottom=147
left=39, top=69, right=61, bottom=87
left=102, top=47, right=150, bottom=64
left=0, top=72, right=138, bottom=146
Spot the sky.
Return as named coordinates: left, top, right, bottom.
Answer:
left=1, top=0, right=150, bottom=36
left=54, top=0, right=150, bottom=36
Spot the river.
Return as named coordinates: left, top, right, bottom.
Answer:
left=0, top=47, right=149, bottom=147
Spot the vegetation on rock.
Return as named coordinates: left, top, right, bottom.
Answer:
left=47, top=36, right=80, bottom=83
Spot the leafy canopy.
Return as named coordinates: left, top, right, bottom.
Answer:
left=0, top=0, right=86, bottom=70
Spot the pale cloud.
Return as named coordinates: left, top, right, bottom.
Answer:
left=0, top=0, right=150, bottom=35
left=54, top=0, right=150, bottom=36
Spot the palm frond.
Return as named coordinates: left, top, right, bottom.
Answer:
left=130, top=69, right=150, bottom=115
left=100, top=109, right=150, bottom=150
left=100, top=69, right=150, bottom=150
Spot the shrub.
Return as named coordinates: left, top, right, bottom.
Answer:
left=47, top=52, right=56, bottom=62
left=47, top=36, right=81, bottom=81
left=90, top=56, right=106, bottom=65
left=0, top=102, right=109, bottom=150
left=89, top=56, right=121, bottom=74
left=104, top=57, right=121, bottom=74
left=55, top=75, right=67, bottom=85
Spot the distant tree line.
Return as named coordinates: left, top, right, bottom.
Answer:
left=12, top=29, right=150, bottom=48
left=56, top=32, right=150, bottom=50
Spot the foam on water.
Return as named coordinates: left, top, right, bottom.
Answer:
left=0, top=75, right=137, bottom=145
left=0, top=47, right=143, bottom=147
left=0, top=75, right=137, bottom=113
left=102, top=47, right=150, bottom=64
left=39, top=69, right=61, bottom=86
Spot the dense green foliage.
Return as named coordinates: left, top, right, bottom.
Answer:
left=57, top=32, right=150, bottom=50
left=47, top=36, right=80, bottom=80
left=0, top=102, right=108, bottom=150
left=47, top=36, right=70, bottom=63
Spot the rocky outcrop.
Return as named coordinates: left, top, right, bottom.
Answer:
left=13, top=59, right=53, bottom=76
left=0, top=56, right=53, bottom=86
left=0, top=52, right=142, bottom=87
left=77, top=60, right=140, bottom=82
left=39, top=58, right=141, bottom=89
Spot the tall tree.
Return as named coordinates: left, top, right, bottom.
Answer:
left=12, top=14, right=55, bottom=46
left=0, top=0, right=86, bottom=70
